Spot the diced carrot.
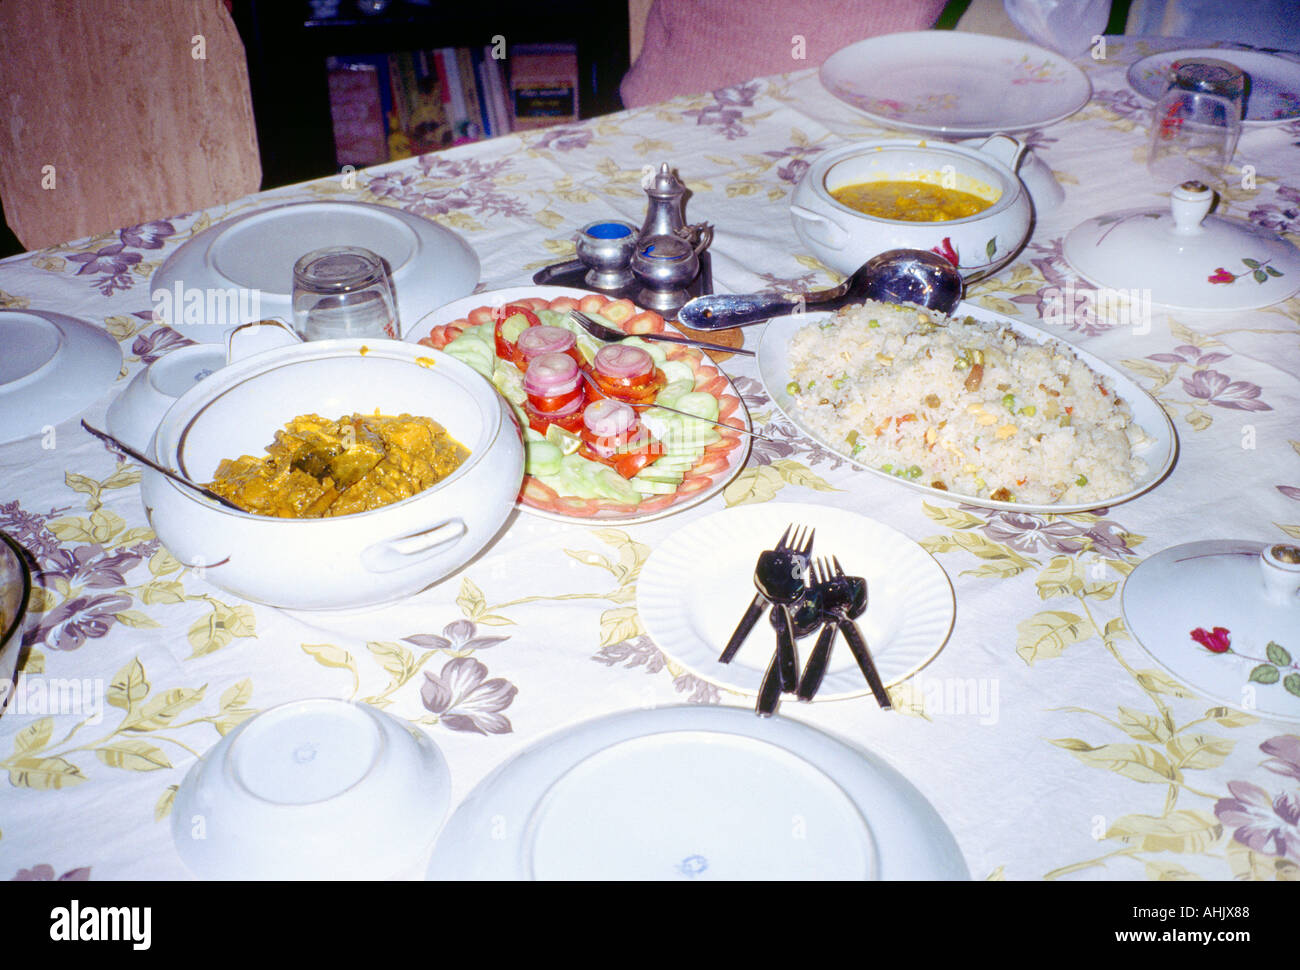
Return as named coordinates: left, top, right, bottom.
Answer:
left=546, top=296, right=581, bottom=313
left=578, top=293, right=610, bottom=313
left=698, top=375, right=729, bottom=397
left=521, top=297, right=551, bottom=311
left=444, top=324, right=463, bottom=341
left=599, top=299, right=638, bottom=324
left=624, top=310, right=665, bottom=335
left=467, top=306, right=495, bottom=327
left=417, top=336, right=438, bottom=349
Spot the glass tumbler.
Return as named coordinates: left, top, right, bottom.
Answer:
left=292, top=246, right=399, bottom=341
left=1147, top=58, right=1246, bottom=188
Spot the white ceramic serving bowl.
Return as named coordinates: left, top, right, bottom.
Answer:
left=171, top=699, right=451, bottom=880
left=790, top=137, right=1033, bottom=281
left=141, top=339, right=524, bottom=610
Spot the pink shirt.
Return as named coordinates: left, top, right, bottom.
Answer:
left=621, top=0, right=948, bottom=107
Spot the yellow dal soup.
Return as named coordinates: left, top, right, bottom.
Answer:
left=831, top=180, right=995, bottom=222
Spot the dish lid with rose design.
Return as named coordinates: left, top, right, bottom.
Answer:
left=1064, top=181, right=1300, bottom=311
left=1122, top=539, right=1300, bottom=723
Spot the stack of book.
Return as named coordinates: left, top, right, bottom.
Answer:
left=325, top=42, right=580, bottom=168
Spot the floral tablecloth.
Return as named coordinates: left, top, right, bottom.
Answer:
left=2, top=37, right=1298, bottom=882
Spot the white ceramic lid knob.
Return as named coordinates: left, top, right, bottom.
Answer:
left=1170, top=180, right=1213, bottom=235
left=1261, top=543, right=1300, bottom=605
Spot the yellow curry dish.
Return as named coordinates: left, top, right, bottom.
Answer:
left=830, top=179, right=995, bottom=222
left=208, top=413, right=470, bottom=518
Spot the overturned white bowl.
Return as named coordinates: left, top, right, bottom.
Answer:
left=172, top=699, right=451, bottom=880
left=141, top=339, right=524, bottom=610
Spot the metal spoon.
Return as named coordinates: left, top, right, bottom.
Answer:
left=821, top=556, right=891, bottom=710
left=676, top=248, right=964, bottom=330
left=81, top=421, right=246, bottom=512
left=567, top=309, right=754, bottom=357
left=796, top=557, right=867, bottom=702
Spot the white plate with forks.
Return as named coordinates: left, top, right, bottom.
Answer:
left=635, top=503, right=955, bottom=701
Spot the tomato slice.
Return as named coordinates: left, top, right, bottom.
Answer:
left=588, top=366, right=665, bottom=405
left=527, top=406, right=586, bottom=437
left=525, top=385, right=584, bottom=414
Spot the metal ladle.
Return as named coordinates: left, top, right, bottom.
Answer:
left=676, top=248, right=964, bottom=331
left=81, top=421, right=246, bottom=512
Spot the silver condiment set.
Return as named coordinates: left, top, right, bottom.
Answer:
left=572, top=162, right=712, bottom=313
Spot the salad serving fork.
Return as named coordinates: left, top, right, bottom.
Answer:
left=567, top=308, right=755, bottom=357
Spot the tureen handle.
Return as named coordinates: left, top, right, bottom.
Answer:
left=226, top=318, right=303, bottom=364
left=975, top=133, right=1028, bottom=173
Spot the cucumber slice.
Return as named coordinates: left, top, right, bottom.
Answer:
left=659, top=360, right=695, bottom=386
left=630, top=478, right=679, bottom=495
left=674, top=391, right=720, bottom=423
left=620, top=335, right=668, bottom=365
left=591, top=465, right=642, bottom=504
left=447, top=342, right=494, bottom=379
left=647, top=454, right=696, bottom=472
left=491, top=359, right=527, bottom=404
left=655, top=378, right=696, bottom=409
left=525, top=441, right=563, bottom=477
left=536, top=309, right=568, bottom=329
left=499, top=312, right=531, bottom=344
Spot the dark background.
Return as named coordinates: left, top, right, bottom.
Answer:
left=0, top=0, right=1135, bottom=260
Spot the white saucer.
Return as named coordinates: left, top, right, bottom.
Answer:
left=151, top=200, right=480, bottom=342
left=0, top=309, right=123, bottom=445
left=636, top=503, right=955, bottom=700
left=426, top=706, right=969, bottom=880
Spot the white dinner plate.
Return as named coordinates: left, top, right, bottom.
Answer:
left=636, top=503, right=954, bottom=700
left=0, top=309, right=123, bottom=445
left=1127, top=47, right=1300, bottom=123
left=756, top=303, right=1178, bottom=514
left=425, top=706, right=969, bottom=880
left=151, top=200, right=479, bottom=342
left=410, top=285, right=752, bottom=525
left=820, top=31, right=1091, bottom=136
left=1123, top=540, right=1300, bottom=723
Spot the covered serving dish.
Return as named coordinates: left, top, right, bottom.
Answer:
left=141, top=339, right=523, bottom=611
left=790, top=136, right=1034, bottom=282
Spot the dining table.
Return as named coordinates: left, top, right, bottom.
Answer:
left=1, top=33, right=1298, bottom=885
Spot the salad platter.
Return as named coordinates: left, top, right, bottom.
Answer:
left=410, top=286, right=751, bottom=523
